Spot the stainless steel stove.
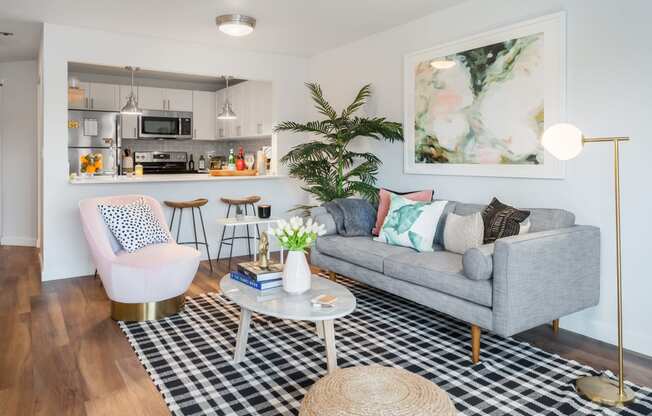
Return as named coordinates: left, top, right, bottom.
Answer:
left=133, top=151, right=193, bottom=174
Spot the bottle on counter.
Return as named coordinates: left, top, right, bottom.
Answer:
left=188, top=154, right=195, bottom=172
left=227, top=148, right=236, bottom=170
left=122, top=149, right=134, bottom=175
left=198, top=154, right=206, bottom=171
left=236, top=147, right=246, bottom=171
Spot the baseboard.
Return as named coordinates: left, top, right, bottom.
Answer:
left=562, top=313, right=652, bottom=358
left=1, top=236, right=37, bottom=247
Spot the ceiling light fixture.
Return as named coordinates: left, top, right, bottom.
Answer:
left=216, top=14, right=256, bottom=37
left=217, top=76, right=237, bottom=120
left=430, top=59, right=456, bottom=70
left=120, top=66, right=142, bottom=115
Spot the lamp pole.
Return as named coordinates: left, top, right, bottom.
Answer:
left=575, top=136, right=635, bottom=406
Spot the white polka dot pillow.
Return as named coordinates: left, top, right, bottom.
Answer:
left=99, top=198, right=171, bottom=253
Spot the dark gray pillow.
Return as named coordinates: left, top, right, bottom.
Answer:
left=481, top=197, right=530, bottom=244
left=323, top=198, right=376, bottom=236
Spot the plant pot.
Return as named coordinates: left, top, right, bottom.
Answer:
left=282, top=250, right=311, bottom=294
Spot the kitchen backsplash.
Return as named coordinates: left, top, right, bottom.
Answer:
left=122, top=138, right=271, bottom=162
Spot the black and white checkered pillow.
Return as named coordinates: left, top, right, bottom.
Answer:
left=99, top=198, right=170, bottom=253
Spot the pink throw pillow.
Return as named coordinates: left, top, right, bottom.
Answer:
left=372, top=188, right=434, bottom=235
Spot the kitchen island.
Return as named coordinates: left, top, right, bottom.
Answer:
left=69, top=173, right=286, bottom=184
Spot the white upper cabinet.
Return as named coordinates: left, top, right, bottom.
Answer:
left=137, top=86, right=193, bottom=111
left=118, top=85, right=139, bottom=139
left=213, top=80, right=273, bottom=139
left=68, top=82, right=119, bottom=111
left=166, top=89, right=193, bottom=112
left=138, top=86, right=166, bottom=111
left=88, top=82, right=119, bottom=111
left=192, top=90, right=216, bottom=140
left=68, top=82, right=90, bottom=110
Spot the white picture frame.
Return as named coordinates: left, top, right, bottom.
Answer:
left=403, top=12, right=566, bottom=178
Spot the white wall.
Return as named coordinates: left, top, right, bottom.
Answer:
left=0, top=60, right=38, bottom=247
left=41, top=23, right=310, bottom=281
left=308, top=0, right=652, bottom=356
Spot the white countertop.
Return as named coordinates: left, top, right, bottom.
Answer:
left=69, top=173, right=286, bottom=184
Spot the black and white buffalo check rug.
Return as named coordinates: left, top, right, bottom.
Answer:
left=119, top=274, right=652, bottom=415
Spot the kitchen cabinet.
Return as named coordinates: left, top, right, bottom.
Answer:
left=68, top=82, right=90, bottom=110
left=89, top=82, right=119, bottom=111
left=137, top=86, right=193, bottom=111
left=192, top=90, right=216, bottom=140
left=138, top=86, right=166, bottom=111
left=166, top=89, right=193, bottom=112
left=214, top=81, right=273, bottom=139
left=68, top=82, right=119, bottom=111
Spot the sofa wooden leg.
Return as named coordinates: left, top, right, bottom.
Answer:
left=328, top=271, right=337, bottom=282
left=471, top=324, right=481, bottom=364
left=552, top=319, right=559, bottom=334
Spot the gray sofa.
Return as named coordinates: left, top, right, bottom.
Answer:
left=310, top=201, right=601, bottom=363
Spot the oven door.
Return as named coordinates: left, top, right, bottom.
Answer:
left=139, top=115, right=180, bottom=138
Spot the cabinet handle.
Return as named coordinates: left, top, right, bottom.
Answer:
left=163, top=99, right=166, bottom=110
left=84, top=97, right=88, bottom=108
left=133, top=127, right=137, bottom=137
left=257, top=123, right=263, bottom=135
left=193, top=128, right=196, bottom=139
left=90, top=98, right=94, bottom=109
left=167, top=99, right=171, bottom=110
left=237, top=126, right=241, bottom=136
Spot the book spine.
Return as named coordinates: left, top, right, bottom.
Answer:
left=237, top=265, right=282, bottom=282
left=230, top=272, right=262, bottom=290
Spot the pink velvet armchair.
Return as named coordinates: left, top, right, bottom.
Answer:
left=79, top=195, right=200, bottom=321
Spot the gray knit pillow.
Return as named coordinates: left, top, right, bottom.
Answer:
left=443, top=212, right=484, bottom=255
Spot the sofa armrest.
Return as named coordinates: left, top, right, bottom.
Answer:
left=463, top=243, right=494, bottom=280
left=310, top=206, right=337, bottom=236
left=492, top=225, right=600, bottom=337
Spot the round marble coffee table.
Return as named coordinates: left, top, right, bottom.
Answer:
left=220, top=274, right=356, bottom=373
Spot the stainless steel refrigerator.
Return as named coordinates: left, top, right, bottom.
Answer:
left=68, top=110, right=121, bottom=175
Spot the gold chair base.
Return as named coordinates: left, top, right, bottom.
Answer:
left=111, top=295, right=186, bottom=321
left=576, top=376, right=636, bottom=407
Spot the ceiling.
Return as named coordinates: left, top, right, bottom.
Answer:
left=0, top=20, right=41, bottom=62
left=0, top=0, right=465, bottom=60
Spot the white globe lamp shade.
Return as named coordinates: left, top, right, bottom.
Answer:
left=541, top=123, right=584, bottom=161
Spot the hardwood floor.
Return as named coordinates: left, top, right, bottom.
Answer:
left=0, top=245, right=650, bottom=415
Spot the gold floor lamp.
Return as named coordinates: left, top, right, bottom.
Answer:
left=541, top=123, right=635, bottom=407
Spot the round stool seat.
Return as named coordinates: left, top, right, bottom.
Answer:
left=164, top=198, right=208, bottom=209
left=299, top=365, right=457, bottom=416
left=220, top=195, right=261, bottom=205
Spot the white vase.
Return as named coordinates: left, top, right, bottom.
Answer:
left=282, top=250, right=312, bottom=294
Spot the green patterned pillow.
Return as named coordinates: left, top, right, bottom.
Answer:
left=375, top=193, right=448, bottom=252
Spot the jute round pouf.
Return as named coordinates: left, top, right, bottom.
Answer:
left=299, top=365, right=457, bottom=416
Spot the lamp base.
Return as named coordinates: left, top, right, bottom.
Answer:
left=575, top=376, right=635, bottom=407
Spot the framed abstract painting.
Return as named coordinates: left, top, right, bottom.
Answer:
left=403, top=12, right=566, bottom=178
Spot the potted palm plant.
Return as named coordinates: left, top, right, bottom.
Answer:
left=275, top=83, right=403, bottom=206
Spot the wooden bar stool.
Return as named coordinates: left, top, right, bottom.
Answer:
left=216, top=196, right=261, bottom=270
left=164, top=198, right=213, bottom=274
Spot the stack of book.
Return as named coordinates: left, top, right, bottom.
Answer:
left=230, top=261, right=283, bottom=290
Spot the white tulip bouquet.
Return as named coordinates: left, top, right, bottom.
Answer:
left=268, top=216, right=327, bottom=251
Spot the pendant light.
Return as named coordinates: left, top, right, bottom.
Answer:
left=120, top=66, right=142, bottom=115
left=217, top=76, right=237, bottom=120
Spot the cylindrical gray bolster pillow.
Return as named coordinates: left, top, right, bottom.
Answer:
left=462, top=244, right=494, bottom=280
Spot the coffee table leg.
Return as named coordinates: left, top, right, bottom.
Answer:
left=315, top=320, right=324, bottom=339
left=323, top=319, right=337, bottom=373
left=234, top=307, right=252, bottom=363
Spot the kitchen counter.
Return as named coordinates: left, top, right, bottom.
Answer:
left=69, top=173, right=286, bottom=184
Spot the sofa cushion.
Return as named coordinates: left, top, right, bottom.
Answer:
left=383, top=251, right=493, bottom=307
left=452, top=201, right=574, bottom=232
left=315, top=235, right=414, bottom=273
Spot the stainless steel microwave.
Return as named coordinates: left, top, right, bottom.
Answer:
left=138, top=110, right=193, bottom=139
